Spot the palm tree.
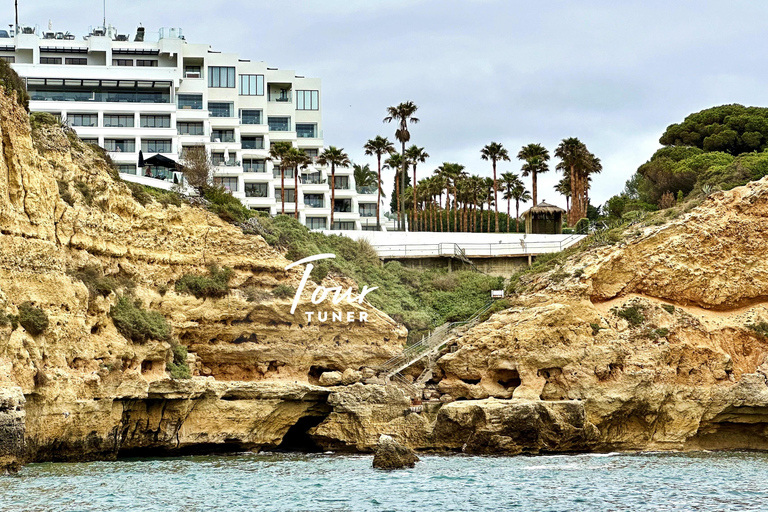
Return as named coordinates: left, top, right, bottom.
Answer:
left=317, top=146, right=351, bottom=229
left=435, top=163, right=466, bottom=231
left=555, top=138, right=598, bottom=225
left=385, top=152, right=407, bottom=226
left=480, top=142, right=511, bottom=233
left=429, top=172, right=447, bottom=231
left=283, top=147, right=310, bottom=219
left=483, top=177, right=495, bottom=233
left=364, top=136, right=395, bottom=230
left=554, top=175, right=571, bottom=216
left=267, top=141, right=292, bottom=215
left=384, top=101, right=419, bottom=231
left=405, top=145, right=429, bottom=231
left=501, top=172, right=523, bottom=232
left=517, top=143, right=550, bottom=207
left=510, top=183, right=532, bottom=233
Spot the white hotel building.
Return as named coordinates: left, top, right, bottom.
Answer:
left=2, top=25, right=381, bottom=231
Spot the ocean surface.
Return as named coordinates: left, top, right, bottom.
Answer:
left=2, top=451, right=768, bottom=511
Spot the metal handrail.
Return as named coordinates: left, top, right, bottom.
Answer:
left=372, top=237, right=586, bottom=259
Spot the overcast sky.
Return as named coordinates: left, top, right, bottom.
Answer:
left=15, top=0, right=768, bottom=210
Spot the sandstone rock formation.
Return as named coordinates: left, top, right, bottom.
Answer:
left=0, top=386, right=25, bottom=473
left=372, top=434, right=419, bottom=469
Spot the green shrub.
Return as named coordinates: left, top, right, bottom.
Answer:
left=18, top=302, right=48, bottom=336
left=58, top=180, right=75, bottom=207
left=126, top=181, right=152, bottom=206
left=158, top=284, right=168, bottom=296
left=0, top=58, right=30, bottom=110
left=204, top=186, right=255, bottom=224
left=573, top=268, right=584, bottom=278
left=549, top=270, right=570, bottom=283
left=661, top=304, right=675, bottom=314
left=143, top=186, right=183, bottom=207
left=75, top=180, right=94, bottom=206
left=243, top=286, right=271, bottom=303
left=430, top=273, right=459, bottom=291
left=747, top=321, right=768, bottom=339
left=110, top=295, right=171, bottom=343
left=30, top=112, right=58, bottom=130
left=575, top=218, right=590, bottom=234
left=615, top=305, right=645, bottom=327
left=272, top=284, right=295, bottom=299
left=167, top=343, right=191, bottom=379
left=70, top=266, right=134, bottom=304
left=590, top=323, right=602, bottom=336
left=654, top=327, right=669, bottom=338
left=175, top=265, right=233, bottom=299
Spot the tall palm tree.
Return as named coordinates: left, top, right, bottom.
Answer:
left=283, top=147, right=310, bottom=219
left=384, top=101, right=419, bottom=231
left=483, top=177, right=495, bottom=233
left=480, top=142, right=510, bottom=233
left=435, top=163, right=466, bottom=231
left=510, top=183, right=532, bottom=233
left=501, top=172, right=523, bottom=232
left=405, top=145, right=429, bottom=231
left=317, top=146, right=351, bottom=230
left=385, top=152, right=407, bottom=226
left=429, top=172, right=447, bottom=231
left=554, top=175, right=571, bottom=216
left=267, top=141, right=292, bottom=215
left=364, top=136, right=395, bottom=230
left=555, top=138, right=596, bottom=225
left=517, top=143, right=550, bottom=207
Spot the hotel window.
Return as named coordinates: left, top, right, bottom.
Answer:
left=65, top=57, right=87, bottom=65
left=211, top=129, right=235, bottom=142
left=141, top=115, right=171, bottom=128
left=276, top=188, right=296, bottom=203
left=296, top=90, right=319, bottom=110
left=209, top=102, right=234, bottom=118
left=178, top=94, right=203, bottom=109
left=240, top=109, right=262, bottom=125
left=177, top=122, right=204, bottom=135
left=303, top=148, right=319, bottom=159
left=0, top=56, right=15, bottom=63
left=268, top=116, right=291, bottom=131
left=242, top=136, right=264, bottom=149
left=362, top=225, right=378, bottom=231
left=213, top=177, right=238, bottom=192
left=239, top=74, right=264, bottom=96
left=334, top=199, right=352, bottom=213
left=301, top=172, right=323, bottom=184
left=136, top=59, right=158, bottom=67
left=68, top=114, right=97, bottom=127
left=306, top=217, right=326, bottom=230
left=118, top=164, right=137, bottom=175
left=296, top=123, right=317, bottom=138
left=332, top=221, right=355, bottom=230
left=81, top=137, right=98, bottom=145
left=212, top=152, right=236, bottom=166
left=273, top=167, right=295, bottom=179
left=141, top=139, right=172, bottom=153
left=40, top=56, right=62, bottom=64
left=103, top=114, right=134, bottom=128
left=112, top=58, right=133, bottom=66
left=245, top=182, right=268, bottom=198
left=104, top=139, right=135, bottom=152
left=184, top=66, right=201, bottom=78
left=333, top=176, right=350, bottom=190
left=304, top=194, right=324, bottom=208
left=208, top=66, right=235, bottom=88
left=243, top=158, right=265, bottom=172
left=359, top=203, right=377, bottom=217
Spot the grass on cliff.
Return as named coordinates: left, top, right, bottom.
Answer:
left=110, top=295, right=171, bottom=343
left=167, top=344, right=191, bottom=380
left=175, top=265, right=234, bottom=299
left=204, top=186, right=255, bottom=224
left=249, top=215, right=503, bottom=338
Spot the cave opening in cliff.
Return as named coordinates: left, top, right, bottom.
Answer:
left=308, top=365, right=342, bottom=385
left=495, top=369, right=521, bottom=390
left=276, top=411, right=330, bottom=452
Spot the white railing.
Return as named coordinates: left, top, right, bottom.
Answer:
left=373, top=235, right=585, bottom=258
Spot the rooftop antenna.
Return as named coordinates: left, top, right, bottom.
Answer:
left=102, top=0, right=106, bottom=28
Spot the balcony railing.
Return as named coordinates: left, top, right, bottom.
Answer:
left=214, top=159, right=240, bottom=167
left=268, top=91, right=292, bottom=103
left=356, top=186, right=379, bottom=195
left=273, top=170, right=295, bottom=179
left=210, top=134, right=236, bottom=143
left=301, top=175, right=326, bottom=185
left=242, top=140, right=264, bottom=150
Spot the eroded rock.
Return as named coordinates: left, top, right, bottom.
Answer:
left=372, top=434, right=419, bottom=469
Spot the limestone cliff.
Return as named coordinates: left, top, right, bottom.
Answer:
left=0, top=91, right=406, bottom=470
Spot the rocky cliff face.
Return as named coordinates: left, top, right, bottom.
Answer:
left=0, top=91, right=406, bottom=469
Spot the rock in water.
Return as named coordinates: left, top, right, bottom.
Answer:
left=372, top=434, right=419, bottom=469
left=0, top=387, right=25, bottom=474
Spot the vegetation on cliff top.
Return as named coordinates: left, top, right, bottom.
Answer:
left=0, top=58, right=29, bottom=111
left=175, top=265, right=233, bottom=299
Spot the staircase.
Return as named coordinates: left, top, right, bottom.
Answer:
left=379, top=301, right=497, bottom=398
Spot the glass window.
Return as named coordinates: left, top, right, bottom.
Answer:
left=68, top=113, right=97, bottom=127
left=301, top=172, right=324, bottom=184
left=306, top=217, right=327, bottom=230
left=141, top=139, right=172, bottom=153
left=359, top=203, right=377, bottom=217
left=177, top=122, right=204, bottom=135
left=273, top=167, right=295, bottom=179
left=243, top=158, right=265, bottom=172
left=244, top=182, right=268, bottom=198
left=276, top=188, right=296, bottom=203
left=303, top=148, right=319, bottom=159
left=242, top=136, right=264, bottom=150
left=333, top=176, right=350, bottom=190
left=209, top=102, right=233, bottom=118
left=178, top=94, right=202, bottom=109
left=0, top=56, right=15, bottom=63
left=332, top=221, right=355, bottom=230
left=268, top=116, right=291, bottom=131
left=304, top=194, right=324, bottom=208
left=211, top=129, right=235, bottom=142
left=240, top=109, right=262, bottom=125
left=65, top=57, right=87, bottom=65
left=213, top=177, right=238, bottom=192
left=103, top=114, right=134, bottom=127
left=184, top=66, right=201, bottom=78
left=118, top=164, right=137, bottom=175
left=208, top=66, right=236, bottom=88
left=104, top=139, right=136, bottom=152
left=334, top=198, right=352, bottom=212
left=296, top=90, right=319, bottom=110
left=212, top=152, right=236, bottom=166
left=81, top=137, right=98, bottom=145
left=28, top=83, right=170, bottom=103
left=40, top=56, right=62, bottom=64
left=140, top=115, right=171, bottom=128
left=112, top=58, right=133, bottom=66
left=296, top=123, right=316, bottom=138
left=239, top=74, right=264, bottom=95
left=136, top=59, right=158, bottom=67
left=362, top=225, right=379, bottom=231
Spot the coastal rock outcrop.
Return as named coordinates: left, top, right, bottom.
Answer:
left=372, top=434, right=419, bottom=469
left=0, top=386, right=25, bottom=473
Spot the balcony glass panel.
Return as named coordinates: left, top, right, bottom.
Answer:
left=242, top=136, right=264, bottom=149
left=29, top=85, right=170, bottom=103
left=240, top=109, right=262, bottom=125
left=209, top=102, right=234, bottom=118
left=268, top=117, right=291, bottom=131
left=296, top=123, right=317, bottom=138
left=178, top=94, right=203, bottom=109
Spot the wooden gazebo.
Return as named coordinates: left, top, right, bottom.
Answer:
left=522, top=201, right=565, bottom=234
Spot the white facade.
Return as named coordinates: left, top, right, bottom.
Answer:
left=2, top=25, right=382, bottom=231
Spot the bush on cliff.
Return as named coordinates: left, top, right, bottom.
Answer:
left=17, top=302, right=49, bottom=336
left=70, top=266, right=135, bottom=305
left=0, top=58, right=30, bottom=111
left=175, top=265, right=233, bottom=299
left=167, top=344, right=191, bottom=380
left=110, top=295, right=171, bottom=343
left=204, top=186, right=255, bottom=224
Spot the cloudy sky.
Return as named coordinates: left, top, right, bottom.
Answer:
left=16, top=0, right=768, bottom=210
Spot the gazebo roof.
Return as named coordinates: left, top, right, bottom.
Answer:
left=522, top=201, right=566, bottom=218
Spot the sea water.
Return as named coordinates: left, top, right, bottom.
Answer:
left=2, top=451, right=768, bottom=511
